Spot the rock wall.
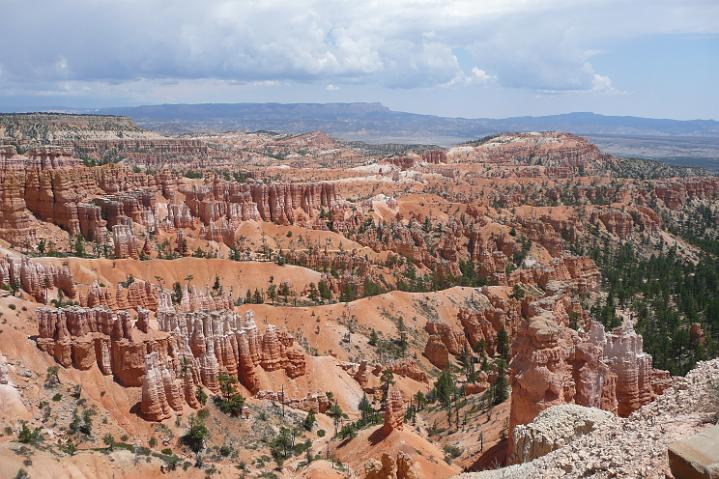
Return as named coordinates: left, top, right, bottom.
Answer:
left=449, top=133, right=607, bottom=172
left=509, top=312, right=669, bottom=458
left=182, top=178, right=341, bottom=226
left=0, top=255, right=75, bottom=303
left=35, top=305, right=308, bottom=420
left=0, top=147, right=346, bottom=251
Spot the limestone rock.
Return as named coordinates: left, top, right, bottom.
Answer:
left=668, top=425, right=719, bottom=479
left=423, top=334, right=450, bottom=369
left=510, top=404, right=616, bottom=464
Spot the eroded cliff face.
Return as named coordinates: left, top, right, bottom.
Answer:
left=365, top=451, right=419, bottom=479
left=383, top=383, right=406, bottom=434
left=458, top=359, right=719, bottom=479
left=182, top=178, right=341, bottom=226
left=508, top=313, right=669, bottom=459
left=0, top=254, right=75, bottom=303
left=0, top=146, right=347, bottom=258
left=448, top=133, right=608, bottom=173
left=34, top=303, right=308, bottom=420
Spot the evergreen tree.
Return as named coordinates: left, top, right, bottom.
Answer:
left=497, top=329, right=510, bottom=361
left=493, top=359, right=509, bottom=405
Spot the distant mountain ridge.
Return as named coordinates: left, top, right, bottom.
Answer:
left=97, top=103, right=719, bottom=138
left=3, top=103, right=716, bottom=168
left=94, top=103, right=719, bottom=169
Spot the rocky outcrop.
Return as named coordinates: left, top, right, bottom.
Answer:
left=509, top=312, right=669, bottom=457
left=156, top=309, right=307, bottom=394
left=421, top=149, right=447, bottom=164
left=383, top=384, right=406, bottom=434
left=364, top=452, right=418, bottom=479
left=0, top=146, right=347, bottom=253
left=424, top=334, right=451, bottom=369
left=458, top=359, right=719, bottom=479
left=654, top=178, right=719, bottom=210
left=0, top=146, right=82, bottom=171
left=37, top=305, right=308, bottom=418
left=668, top=426, right=719, bottom=479
left=423, top=319, right=469, bottom=368
left=449, top=132, right=607, bottom=172
left=596, top=209, right=634, bottom=239
left=0, top=114, right=150, bottom=142
left=0, top=255, right=75, bottom=303
left=510, top=314, right=578, bottom=435
left=182, top=179, right=341, bottom=227
left=141, top=351, right=184, bottom=421
left=35, top=306, right=171, bottom=386
left=458, top=300, right=520, bottom=358
left=0, top=172, right=39, bottom=245
left=112, top=224, right=138, bottom=259
left=510, top=404, right=617, bottom=464
left=589, top=320, right=671, bottom=417
left=254, top=390, right=330, bottom=413
left=82, top=279, right=158, bottom=311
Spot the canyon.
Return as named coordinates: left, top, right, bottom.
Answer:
left=0, top=113, right=717, bottom=479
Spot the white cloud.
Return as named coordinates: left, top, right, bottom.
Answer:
left=591, top=73, right=613, bottom=92
left=442, top=66, right=495, bottom=87
left=326, top=84, right=340, bottom=91
left=0, top=0, right=716, bottom=97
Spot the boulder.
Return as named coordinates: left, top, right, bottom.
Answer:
left=510, top=404, right=616, bottom=464
left=668, top=426, right=719, bottom=479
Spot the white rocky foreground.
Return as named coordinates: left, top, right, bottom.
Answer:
left=510, top=404, right=617, bottom=464
left=458, top=358, right=719, bottom=479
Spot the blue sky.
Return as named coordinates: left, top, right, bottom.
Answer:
left=1, top=0, right=717, bottom=119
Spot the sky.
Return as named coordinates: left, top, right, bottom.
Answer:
left=1, top=0, right=718, bottom=119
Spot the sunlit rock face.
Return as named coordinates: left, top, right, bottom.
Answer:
left=509, top=313, right=669, bottom=458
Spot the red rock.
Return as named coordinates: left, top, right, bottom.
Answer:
left=424, top=319, right=468, bottom=356
left=112, top=224, right=138, bottom=259
left=421, top=149, right=447, bottom=164
left=383, top=383, right=406, bottom=433
left=423, top=335, right=450, bottom=369
left=596, top=209, right=634, bottom=239
left=141, top=352, right=174, bottom=421
left=36, top=305, right=173, bottom=386
left=389, top=360, right=428, bottom=383
left=509, top=308, right=669, bottom=458
left=0, top=255, right=76, bottom=303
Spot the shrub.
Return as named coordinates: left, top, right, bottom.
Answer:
left=17, top=422, right=43, bottom=445
left=45, top=366, right=60, bottom=389
left=302, top=410, right=316, bottom=431
left=103, top=433, right=115, bottom=450
left=195, top=386, right=208, bottom=406
left=183, top=414, right=209, bottom=453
